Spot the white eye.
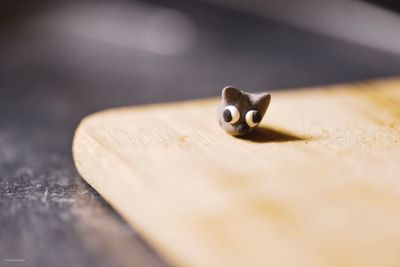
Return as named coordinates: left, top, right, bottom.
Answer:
left=245, top=110, right=262, bottom=127
left=223, top=105, right=240, bottom=124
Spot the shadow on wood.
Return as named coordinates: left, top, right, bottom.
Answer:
left=241, top=126, right=308, bottom=143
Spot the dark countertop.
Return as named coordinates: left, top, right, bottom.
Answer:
left=1, top=1, right=400, bottom=266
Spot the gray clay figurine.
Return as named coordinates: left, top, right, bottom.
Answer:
left=218, top=86, right=271, bottom=136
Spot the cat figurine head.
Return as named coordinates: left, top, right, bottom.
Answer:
left=218, top=86, right=271, bottom=136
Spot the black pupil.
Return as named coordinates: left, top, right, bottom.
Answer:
left=223, top=109, right=232, bottom=122
left=252, top=111, right=262, bottom=123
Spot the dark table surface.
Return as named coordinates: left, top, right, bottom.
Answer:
left=1, top=1, right=400, bottom=267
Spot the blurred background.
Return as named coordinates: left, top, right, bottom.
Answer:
left=1, top=0, right=400, bottom=266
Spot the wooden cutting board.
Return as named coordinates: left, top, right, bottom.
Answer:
left=73, top=78, right=400, bottom=267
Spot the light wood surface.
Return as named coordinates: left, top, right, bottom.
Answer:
left=73, top=78, right=400, bottom=267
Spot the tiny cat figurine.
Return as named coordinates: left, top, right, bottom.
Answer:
left=218, top=86, right=271, bottom=136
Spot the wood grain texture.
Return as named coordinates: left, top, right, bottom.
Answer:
left=73, top=78, right=400, bottom=267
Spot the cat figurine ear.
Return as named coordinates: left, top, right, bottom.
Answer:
left=222, top=86, right=242, bottom=102
left=218, top=86, right=271, bottom=136
left=252, top=92, right=271, bottom=117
